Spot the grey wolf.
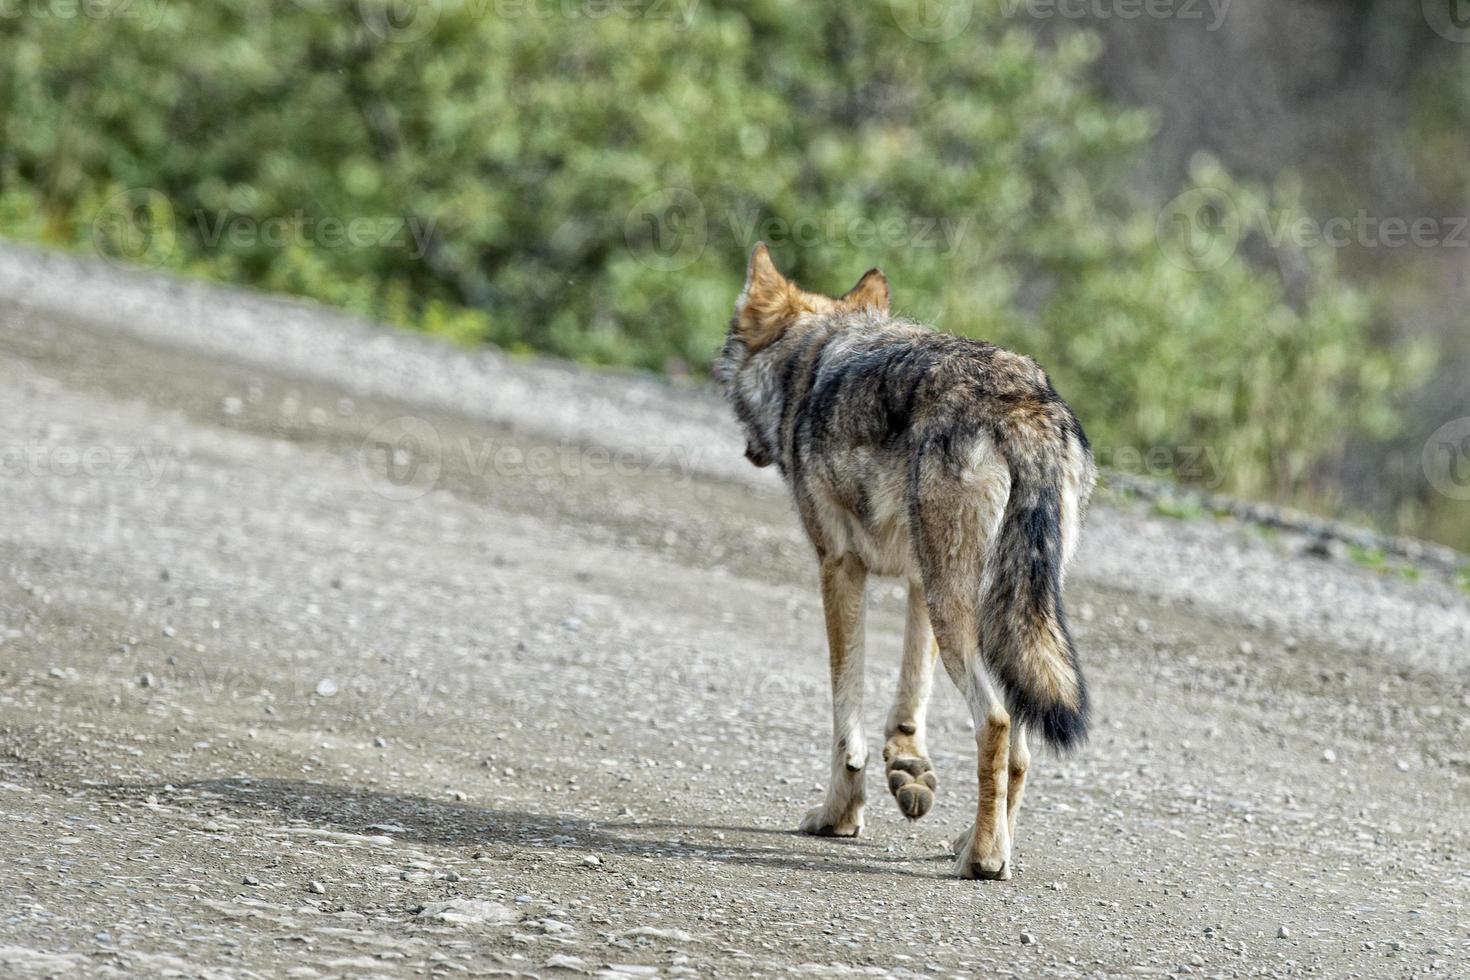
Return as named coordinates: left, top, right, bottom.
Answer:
left=716, top=244, right=1096, bottom=879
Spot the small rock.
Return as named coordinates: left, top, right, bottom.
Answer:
left=582, top=855, right=602, bottom=868
left=1189, top=953, right=1205, bottom=967
left=1239, top=641, right=1254, bottom=655
left=162, top=626, right=176, bottom=638
left=417, top=899, right=517, bottom=926
left=1321, top=749, right=1337, bottom=763
left=561, top=617, right=584, bottom=633
left=307, top=880, right=325, bottom=894
left=138, top=673, right=159, bottom=688
left=1134, top=618, right=1151, bottom=634
left=441, top=871, right=461, bottom=882
left=1276, top=926, right=1290, bottom=939
left=450, top=790, right=467, bottom=802
left=242, top=875, right=261, bottom=886
left=373, top=736, right=387, bottom=748
left=1019, top=932, right=1037, bottom=946
left=314, top=678, right=338, bottom=698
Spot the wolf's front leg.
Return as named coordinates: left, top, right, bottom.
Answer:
left=800, top=553, right=868, bottom=838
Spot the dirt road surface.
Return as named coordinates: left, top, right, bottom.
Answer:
left=1, top=244, right=1468, bottom=978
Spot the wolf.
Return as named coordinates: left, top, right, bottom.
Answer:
left=716, top=243, right=1096, bottom=880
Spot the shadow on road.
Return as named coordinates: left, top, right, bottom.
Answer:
left=94, top=777, right=952, bottom=880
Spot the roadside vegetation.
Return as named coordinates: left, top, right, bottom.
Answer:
left=0, top=1, right=1453, bottom=547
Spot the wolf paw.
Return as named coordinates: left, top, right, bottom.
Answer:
left=885, top=756, right=937, bottom=820
left=883, top=733, right=937, bottom=821
left=799, top=802, right=863, bottom=838
left=951, top=823, right=1011, bottom=881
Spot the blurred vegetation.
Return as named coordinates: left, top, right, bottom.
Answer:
left=0, top=1, right=1445, bottom=539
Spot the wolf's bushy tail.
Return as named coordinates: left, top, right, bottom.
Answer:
left=981, top=448, right=1089, bottom=752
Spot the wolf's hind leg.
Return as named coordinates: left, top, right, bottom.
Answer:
left=799, top=553, right=868, bottom=838
left=883, top=581, right=938, bottom=821
left=934, top=612, right=1013, bottom=880
left=1007, top=723, right=1030, bottom=845
left=913, top=440, right=1014, bottom=879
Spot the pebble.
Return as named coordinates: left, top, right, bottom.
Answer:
left=138, top=673, right=159, bottom=688
left=162, top=626, right=176, bottom=638
left=417, top=899, right=518, bottom=925
left=242, top=875, right=261, bottom=886
left=1276, top=926, right=1290, bottom=939
left=307, top=880, right=325, bottom=894
left=1019, top=932, right=1037, bottom=946
left=1321, top=749, right=1337, bottom=763
left=315, top=678, right=339, bottom=698
left=583, top=855, right=602, bottom=867
left=373, top=736, right=387, bottom=748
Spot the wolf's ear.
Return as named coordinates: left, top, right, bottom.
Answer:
left=837, top=267, right=889, bottom=314
left=735, top=242, right=802, bottom=351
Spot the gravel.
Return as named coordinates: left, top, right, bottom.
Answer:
left=0, top=244, right=1466, bottom=976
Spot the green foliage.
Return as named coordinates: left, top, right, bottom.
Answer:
left=1347, top=544, right=1387, bottom=570
left=1149, top=497, right=1206, bottom=522
left=0, top=1, right=1431, bottom=514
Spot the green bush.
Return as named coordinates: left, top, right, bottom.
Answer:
left=0, top=0, right=1429, bottom=510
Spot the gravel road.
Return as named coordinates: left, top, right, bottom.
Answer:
left=1, top=243, right=1468, bottom=978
